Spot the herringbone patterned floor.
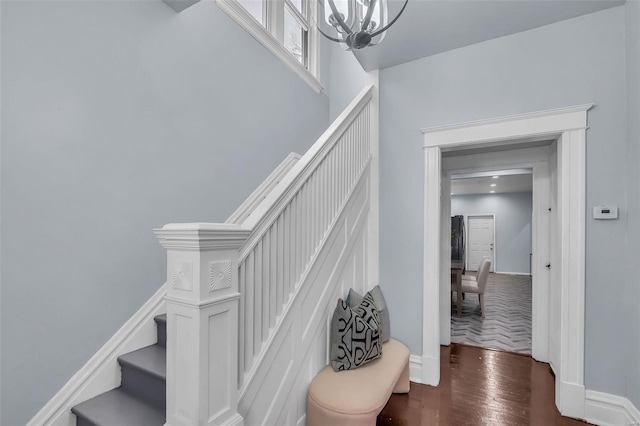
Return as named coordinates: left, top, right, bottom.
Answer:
left=451, top=273, right=532, bottom=354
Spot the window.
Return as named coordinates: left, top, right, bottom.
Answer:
left=217, top=0, right=321, bottom=93
left=283, top=2, right=307, bottom=66
left=237, top=0, right=264, bottom=24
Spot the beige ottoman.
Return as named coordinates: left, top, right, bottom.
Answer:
left=306, top=339, right=410, bottom=426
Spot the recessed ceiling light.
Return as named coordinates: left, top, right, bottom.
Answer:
left=490, top=183, right=496, bottom=187
left=451, top=192, right=454, bottom=195
left=492, top=176, right=499, bottom=179
left=490, top=190, right=495, bottom=194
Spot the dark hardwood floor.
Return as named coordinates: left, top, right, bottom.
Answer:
left=378, top=344, right=589, bottom=425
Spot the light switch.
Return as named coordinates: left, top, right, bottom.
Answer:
left=593, top=205, right=618, bottom=220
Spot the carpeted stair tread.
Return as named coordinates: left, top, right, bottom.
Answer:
left=118, top=344, right=166, bottom=380
left=71, top=317, right=167, bottom=424
left=154, top=314, right=166, bottom=325
left=154, top=314, right=167, bottom=348
left=71, top=388, right=165, bottom=426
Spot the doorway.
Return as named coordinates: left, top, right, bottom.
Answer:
left=420, top=104, right=591, bottom=419
left=449, top=169, right=533, bottom=354
left=440, top=149, right=548, bottom=355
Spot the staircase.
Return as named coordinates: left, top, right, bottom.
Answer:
left=29, top=84, right=377, bottom=426
left=71, top=315, right=167, bottom=426
left=153, top=85, right=376, bottom=425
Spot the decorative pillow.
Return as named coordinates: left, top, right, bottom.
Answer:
left=330, top=292, right=382, bottom=371
left=347, top=285, right=391, bottom=342
left=345, top=287, right=363, bottom=307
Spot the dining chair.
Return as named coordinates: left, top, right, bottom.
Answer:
left=462, top=256, right=488, bottom=282
left=460, top=259, right=491, bottom=317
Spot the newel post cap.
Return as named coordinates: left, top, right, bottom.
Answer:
left=154, top=222, right=251, bottom=251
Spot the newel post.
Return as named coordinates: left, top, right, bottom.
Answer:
left=155, top=223, right=250, bottom=426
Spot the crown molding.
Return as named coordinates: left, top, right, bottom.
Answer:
left=421, top=104, right=594, bottom=135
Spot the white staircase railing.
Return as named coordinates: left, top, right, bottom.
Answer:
left=237, top=91, right=371, bottom=390
left=227, top=152, right=301, bottom=225
left=155, top=85, right=374, bottom=426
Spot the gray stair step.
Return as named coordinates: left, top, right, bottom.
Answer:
left=154, top=314, right=166, bottom=348
left=118, top=344, right=166, bottom=380
left=71, top=388, right=165, bottom=426
left=118, top=345, right=166, bottom=408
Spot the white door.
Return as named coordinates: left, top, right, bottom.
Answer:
left=467, top=215, right=494, bottom=271
left=549, top=146, right=560, bottom=373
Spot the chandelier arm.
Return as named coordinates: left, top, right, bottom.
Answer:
left=318, top=27, right=347, bottom=43
left=370, top=0, right=408, bottom=37
left=326, top=0, right=353, bottom=35
left=361, top=0, right=377, bottom=33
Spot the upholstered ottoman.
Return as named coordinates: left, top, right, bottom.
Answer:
left=306, top=339, right=410, bottom=426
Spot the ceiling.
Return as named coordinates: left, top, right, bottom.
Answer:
left=351, top=0, right=625, bottom=71
left=451, top=170, right=532, bottom=195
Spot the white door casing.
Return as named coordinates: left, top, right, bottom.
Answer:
left=422, top=103, right=591, bottom=420
left=549, top=143, right=561, bottom=375
left=467, top=215, right=495, bottom=272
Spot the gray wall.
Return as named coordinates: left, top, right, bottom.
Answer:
left=0, top=1, right=330, bottom=424
left=379, top=6, right=631, bottom=399
left=451, top=192, right=532, bottom=275
left=625, top=0, right=640, bottom=408
left=328, top=45, right=368, bottom=122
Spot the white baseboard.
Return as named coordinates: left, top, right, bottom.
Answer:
left=421, top=354, right=440, bottom=386
left=624, top=398, right=640, bottom=426
left=409, top=354, right=423, bottom=384
left=28, top=284, right=167, bottom=426
left=495, top=271, right=531, bottom=276
left=628, top=399, right=640, bottom=424
left=221, top=413, right=245, bottom=426
left=559, top=381, right=586, bottom=420
left=585, top=390, right=640, bottom=426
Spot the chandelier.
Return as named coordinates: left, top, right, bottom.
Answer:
left=319, top=0, right=408, bottom=50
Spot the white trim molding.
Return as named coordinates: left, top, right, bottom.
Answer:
left=497, top=271, right=531, bottom=276
left=422, top=145, right=442, bottom=386
left=366, top=70, right=380, bottom=300
left=421, top=104, right=592, bottom=420
left=585, top=390, right=640, bottom=426
left=409, top=354, right=423, bottom=384
left=215, top=0, right=323, bottom=94
left=421, top=104, right=593, bottom=147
